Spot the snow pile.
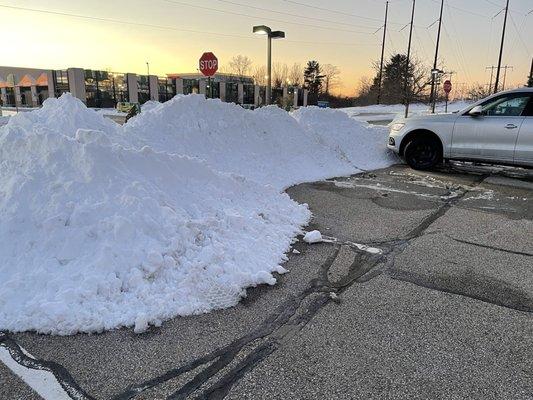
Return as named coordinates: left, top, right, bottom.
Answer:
left=293, top=107, right=397, bottom=171
left=125, top=96, right=395, bottom=189
left=7, top=95, right=122, bottom=139
left=0, top=93, right=394, bottom=334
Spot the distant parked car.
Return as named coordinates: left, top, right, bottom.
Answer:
left=387, top=88, right=533, bottom=170
left=117, top=102, right=141, bottom=114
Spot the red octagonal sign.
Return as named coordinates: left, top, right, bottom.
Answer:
left=199, top=52, right=218, bottom=77
left=443, top=80, right=452, bottom=94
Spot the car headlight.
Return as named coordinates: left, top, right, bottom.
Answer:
left=390, top=123, right=405, bottom=132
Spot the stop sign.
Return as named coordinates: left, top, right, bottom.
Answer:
left=199, top=52, right=218, bottom=77
left=443, top=80, right=452, bottom=94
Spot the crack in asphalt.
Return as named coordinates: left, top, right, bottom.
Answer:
left=0, top=332, right=96, bottom=400
left=448, top=236, right=533, bottom=257
left=388, top=269, right=533, bottom=313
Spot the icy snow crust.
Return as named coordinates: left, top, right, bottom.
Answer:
left=0, top=94, right=394, bottom=334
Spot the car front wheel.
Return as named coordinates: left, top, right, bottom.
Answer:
left=403, top=137, right=442, bottom=170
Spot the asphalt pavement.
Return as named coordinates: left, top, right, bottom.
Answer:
left=1, top=163, right=532, bottom=400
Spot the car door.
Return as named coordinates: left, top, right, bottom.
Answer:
left=514, top=96, right=533, bottom=166
left=451, top=93, right=529, bottom=162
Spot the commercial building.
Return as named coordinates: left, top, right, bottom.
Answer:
left=0, top=66, right=308, bottom=109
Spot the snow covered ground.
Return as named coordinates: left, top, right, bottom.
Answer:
left=341, top=101, right=473, bottom=122
left=0, top=94, right=396, bottom=335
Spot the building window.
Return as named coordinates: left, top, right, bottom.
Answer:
left=183, top=79, right=199, bottom=95
left=206, top=81, right=220, bottom=99
left=272, top=88, right=283, bottom=105
left=5, top=87, right=15, bottom=106
left=53, top=70, right=69, bottom=98
left=84, top=70, right=129, bottom=108
left=111, top=73, right=129, bottom=104
left=158, top=78, right=175, bottom=102
left=36, top=86, right=49, bottom=106
left=243, top=84, right=254, bottom=104
left=137, top=75, right=150, bottom=104
left=226, top=83, right=238, bottom=103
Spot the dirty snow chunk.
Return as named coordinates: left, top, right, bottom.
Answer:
left=292, top=249, right=301, bottom=254
left=274, top=265, right=288, bottom=274
left=303, top=230, right=323, bottom=244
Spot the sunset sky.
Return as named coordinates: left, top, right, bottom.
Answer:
left=2, top=0, right=532, bottom=95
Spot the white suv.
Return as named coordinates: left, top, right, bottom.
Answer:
left=387, top=88, right=533, bottom=170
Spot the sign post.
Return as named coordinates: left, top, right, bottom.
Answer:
left=443, top=79, right=452, bottom=113
left=199, top=52, right=218, bottom=99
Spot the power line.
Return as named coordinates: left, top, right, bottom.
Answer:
left=281, top=0, right=406, bottom=25
left=428, top=0, right=491, bottom=18
left=0, top=4, right=377, bottom=47
left=211, top=0, right=379, bottom=30
left=162, top=0, right=376, bottom=35
left=507, top=12, right=531, bottom=57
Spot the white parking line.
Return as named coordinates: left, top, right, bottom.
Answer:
left=0, top=344, right=72, bottom=400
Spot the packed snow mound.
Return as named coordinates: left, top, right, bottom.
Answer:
left=125, top=95, right=367, bottom=189
left=292, top=106, right=397, bottom=171
left=0, top=93, right=395, bottom=334
left=141, top=100, right=162, bottom=112
left=6, top=93, right=121, bottom=139
left=0, top=102, right=309, bottom=334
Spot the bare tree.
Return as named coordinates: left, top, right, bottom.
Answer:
left=228, top=55, right=253, bottom=82
left=288, top=63, right=303, bottom=86
left=272, top=62, right=289, bottom=87
left=321, top=64, right=341, bottom=95
left=252, top=65, right=267, bottom=86
left=466, top=83, right=492, bottom=101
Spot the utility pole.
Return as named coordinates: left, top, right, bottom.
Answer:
left=486, top=66, right=496, bottom=92
left=493, top=0, right=509, bottom=94
left=404, top=0, right=416, bottom=118
left=430, top=0, right=444, bottom=113
left=501, top=65, right=513, bottom=90
left=377, top=1, right=389, bottom=105
left=146, top=62, right=150, bottom=76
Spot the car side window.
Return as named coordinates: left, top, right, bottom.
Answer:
left=522, top=96, right=533, bottom=117
left=481, top=95, right=530, bottom=117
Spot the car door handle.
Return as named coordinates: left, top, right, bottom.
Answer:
left=505, top=124, right=518, bottom=129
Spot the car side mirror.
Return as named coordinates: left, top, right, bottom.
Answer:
left=469, top=105, right=483, bottom=117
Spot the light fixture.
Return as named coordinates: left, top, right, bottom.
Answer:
left=253, top=25, right=285, bottom=105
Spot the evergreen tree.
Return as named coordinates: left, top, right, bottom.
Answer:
left=303, top=61, right=324, bottom=105
left=527, top=74, right=533, bottom=88
left=363, top=54, right=429, bottom=104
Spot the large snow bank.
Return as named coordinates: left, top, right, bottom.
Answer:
left=124, top=95, right=395, bottom=189
left=0, top=93, right=394, bottom=334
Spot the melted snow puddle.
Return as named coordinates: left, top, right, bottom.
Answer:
left=332, top=180, right=460, bottom=200
left=0, top=344, right=72, bottom=400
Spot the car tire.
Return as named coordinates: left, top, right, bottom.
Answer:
left=403, top=136, right=442, bottom=170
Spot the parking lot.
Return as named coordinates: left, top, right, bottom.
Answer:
left=1, top=163, right=533, bottom=400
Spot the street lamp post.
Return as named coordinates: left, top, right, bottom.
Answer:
left=253, top=25, right=285, bottom=105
